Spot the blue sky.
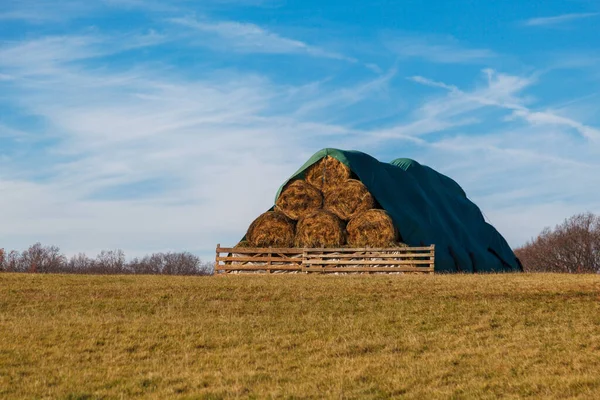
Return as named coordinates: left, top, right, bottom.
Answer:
left=1, top=0, right=599, bottom=260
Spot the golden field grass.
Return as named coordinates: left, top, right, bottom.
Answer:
left=1, top=273, right=600, bottom=399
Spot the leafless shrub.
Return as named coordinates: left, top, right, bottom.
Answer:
left=0, top=243, right=213, bottom=275
left=515, top=212, right=600, bottom=273
left=66, top=253, right=95, bottom=274
left=2, top=250, right=23, bottom=272
left=129, top=252, right=213, bottom=275
left=93, top=249, right=126, bottom=274
left=20, top=243, right=66, bottom=273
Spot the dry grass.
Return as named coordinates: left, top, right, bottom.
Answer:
left=1, top=273, right=600, bottom=399
left=275, top=180, right=323, bottom=221
left=324, top=179, right=374, bottom=221
left=347, top=209, right=398, bottom=247
left=246, top=211, right=295, bottom=247
left=294, top=210, right=346, bottom=248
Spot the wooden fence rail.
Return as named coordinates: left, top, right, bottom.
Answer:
left=215, top=244, right=435, bottom=274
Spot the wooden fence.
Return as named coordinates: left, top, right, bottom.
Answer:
left=215, top=244, right=435, bottom=274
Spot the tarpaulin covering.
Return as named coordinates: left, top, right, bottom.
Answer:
left=273, top=148, right=520, bottom=273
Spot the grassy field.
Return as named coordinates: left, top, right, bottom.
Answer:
left=1, top=273, right=600, bottom=399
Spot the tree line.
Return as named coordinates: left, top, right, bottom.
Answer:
left=0, top=243, right=213, bottom=275
left=515, top=212, right=600, bottom=273
left=3, top=213, right=599, bottom=275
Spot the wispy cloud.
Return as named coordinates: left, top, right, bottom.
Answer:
left=523, top=12, right=600, bottom=27
left=170, top=16, right=356, bottom=61
left=293, top=68, right=397, bottom=118
left=372, top=70, right=533, bottom=139
left=404, top=70, right=600, bottom=141
left=0, top=0, right=98, bottom=22
left=387, top=34, right=496, bottom=64
left=0, top=31, right=363, bottom=258
left=0, top=32, right=167, bottom=78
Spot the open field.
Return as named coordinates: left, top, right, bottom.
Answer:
left=1, top=273, right=600, bottom=399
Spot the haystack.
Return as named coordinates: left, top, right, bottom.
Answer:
left=305, top=156, right=351, bottom=192
left=324, top=179, right=374, bottom=220
left=347, top=209, right=398, bottom=247
left=246, top=211, right=295, bottom=248
left=294, top=210, right=346, bottom=248
left=275, top=180, right=323, bottom=220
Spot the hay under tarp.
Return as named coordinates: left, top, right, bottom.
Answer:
left=294, top=210, right=346, bottom=248
left=346, top=209, right=398, bottom=247
left=324, top=179, right=374, bottom=221
left=275, top=180, right=323, bottom=220
left=305, top=155, right=351, bottom=192
left=246, top=211, right=295, bottom=248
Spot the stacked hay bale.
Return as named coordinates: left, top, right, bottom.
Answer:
left=242, top=156, right=402, bottom=248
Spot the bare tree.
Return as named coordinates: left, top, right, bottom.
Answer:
left=20, top=243, right=66, bottom=273
left=129, top=252, right=211, bottom=275
left=0, top=248, right=5, bottom=272
left=93, top=250, right=126, bottom=274
left=3, top=250, right=24, bottom=272
left=0, top=243, right=213, bottom=275
left=67, top=253, right=95, bottom=274
left=515, top=212, right=600, bottom=273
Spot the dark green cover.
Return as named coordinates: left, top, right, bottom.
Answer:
left=274, top=148, right=520, bottom=273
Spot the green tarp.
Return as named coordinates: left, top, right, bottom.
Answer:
left=273, top=148, right=521, bottom=273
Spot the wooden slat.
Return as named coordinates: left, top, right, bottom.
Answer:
left=301, top=249, right=308, bottom=273
left=216, top=244, right=435, bottom=274
left=304, top=246, right=435, bottom=252
left=218, top=265, right=303, bottom=271
left=304, top=253, right=432, bottom=259
left=217, top=256, right=302, bottom=263
left=302, top=259, right=432, bottom=265
left=217, top=247, right=304, bottom=254
left=303, top=266, right=433, bottom=273
left=217, top=246, right=434, bottom=253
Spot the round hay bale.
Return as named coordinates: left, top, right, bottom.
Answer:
left=294, top=210, right=346, bottom=248
left=347, top=209, right=398, bottom=247
left=246, top=211, right=295, bottom=248
left=305, top=156, right=351, bottom=192
left=324, top=179, right=374, bottom=220
left=275, top=180, right=323, bottom=220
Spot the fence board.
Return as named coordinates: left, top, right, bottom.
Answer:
left=302, top=259, right=432, bottom=265
left=215, top=244, right=435, bottom=274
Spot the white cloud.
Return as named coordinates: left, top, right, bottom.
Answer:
left=524, top=12, right=600, bottom=27
left=170, top=16, right=356, bottom=61
left=0, top=32, right=364, bottom=259
left=400, top=70, right=600, bottom=141
left=387, top=34, right=496, bottom=64
left=0, top=33, right=167, bottom=78
left=511, top=110, right=600, bottom=140
left=0, top=0, right=100, bottom=22
left=293, top=68, right=397, bottom=118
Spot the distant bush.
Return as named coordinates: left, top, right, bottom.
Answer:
left=515, top=212, right=600, bottom=273
left=0, top=243, right=213, bottom=275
